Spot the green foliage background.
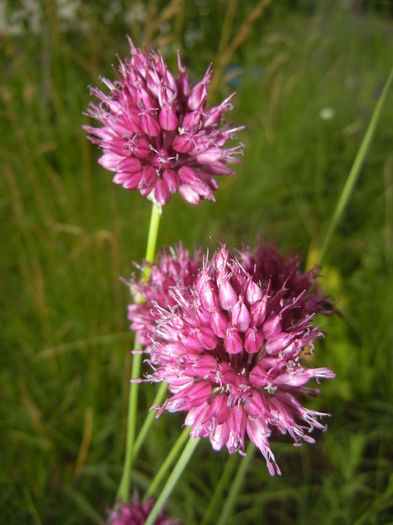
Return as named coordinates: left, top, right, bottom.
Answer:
left=1, top=1, right=393, bottom=523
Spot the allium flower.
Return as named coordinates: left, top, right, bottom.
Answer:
left=107, top=494, right=177, bottom=525
left=128, top=242, right=335, bottom=476
left=84, top=39, right=244, bottom=206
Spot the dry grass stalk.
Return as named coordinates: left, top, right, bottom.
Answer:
left=209, top=0, right=272, bottom=102
left=143, top=0, right=185, bottom=46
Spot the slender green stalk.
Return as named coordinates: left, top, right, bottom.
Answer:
left=133, top=382, right=168, bottom=460
left=319, top=66, right=393, bottom=263
left=201, top=454, right=238, bottom=525
left=117, top=203, right=162, bottom=502
left=217, top=443, right=256, bottom=525
left=145, top=436, right=200, bottom=525
left=145, top=426, right=191, bottom=499
left=143, top=203, right=162, bottom=279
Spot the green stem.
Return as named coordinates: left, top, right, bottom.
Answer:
left=217, top=442, right=256, bottom=525
left=145, top=435, right=200, bottom=525
left=319, top=65, right=393, bottom=263
left=143, top=203, right=162, bottom=280
left=133, top=382, right=168, bottom=460
left=145, top=426, right=191, bottom=499
left=201, top=454, right=238, bottom=525
left=117, top=203, right=162, bottom=502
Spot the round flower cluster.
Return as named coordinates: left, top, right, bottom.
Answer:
left=128, top=242, right=335, bottom=476
left=84, top=39, right=244, bottom=206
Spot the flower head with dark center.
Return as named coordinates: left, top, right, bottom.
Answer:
left=128, top=241, right=335, bottom=476
left=84, top=39, right=244, bottom=206
left=107, top=494, right=177, bottom=525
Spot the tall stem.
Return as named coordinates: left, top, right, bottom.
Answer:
left=145, top=436, right=200, bottom=525
left=117, top=203, right=161, bottom=502
left=143, top=203, right=162, bottom=278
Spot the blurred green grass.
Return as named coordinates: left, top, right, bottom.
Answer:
left=1, top=1, right=393, bottom=523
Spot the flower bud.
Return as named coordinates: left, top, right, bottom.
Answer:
left=163, top=168, right=180, bottom=193
left=183, top=110, right=202, bottom=130
left=218, top=277, right=237, bottom=311
left=210, top=308, right=228, bottom=338
left=196, top=326, right=217, bottom=350
left=140, top=112, right=160, bottom=137
left=199, top=276, right=219, bottom=311
left=159, top=106, right=178, bottom=131
left=246, top=279, right=263, bottom=305
left=244, top=327, right=264, bottom=354
left=263, top=314, right=282, bottom=338
left=154, top=178, right=170, bottom=205
left=250, top=297, right=268, bottom=326
left=187, top=65, right=212, bottom=110
left=232, top=296, right=251, bottom=332
left=224, top=327, right=243, bottom=354
left=138, top=165, right=156, bottom=195
left=172, top=133, right=194, bottom=153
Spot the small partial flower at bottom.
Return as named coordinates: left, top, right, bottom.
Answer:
left=107, top=493, right=178, bottom=525
left=128, top=241, right=335, bottom=476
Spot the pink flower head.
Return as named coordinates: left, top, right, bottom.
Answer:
left=128, top=241, right=335, bottom=476
left=107, top=494, right=177, bottom=525
left=84, top=39, right=244, bottom=206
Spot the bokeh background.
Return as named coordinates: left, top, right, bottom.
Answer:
left=2, top=0, right=393, bottom=523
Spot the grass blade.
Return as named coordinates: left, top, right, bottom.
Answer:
left=201, top=454, right=238, bottom=525
left=145, top=426, right=191, bottom=499
left=145, top=436, right=200, bottom=525
left=319, top=65, right=393, bottom=262
left=133, top=382, right=168, bottom=460
left=217, top=443, right=256, bottom=525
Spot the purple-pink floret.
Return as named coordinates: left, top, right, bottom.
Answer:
left=128, top=242, right=335, bottom=476
left=107, top=495, right=177, bottom=525
left=84, top=39, right=244, bottom=206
